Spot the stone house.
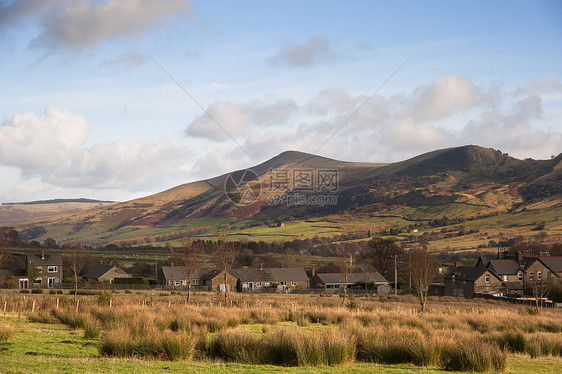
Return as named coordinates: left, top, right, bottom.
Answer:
left=82, top=264, right=132, bottom=283
left=158, top=266, right=237, bottom=292
left=267, top=267, right=309, bottom=291
left=231, top=268, right=273, bottom=292
left=443, top=266, right=503, bottom=298
left=24, top=252, right=63, bottom=289
left=310, top=272, right=388, bottom=291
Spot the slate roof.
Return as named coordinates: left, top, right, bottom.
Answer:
left=267, top=268, right=309, bottom=282
left=83, top=264, right=130, bottom=280
left=315, top=272, right=387, bottom=285
left=27, top=253, right=63, bottom=266
left=160, top=266, right=222, bottom=281
left=538, top=256, right=562, bottom=273
left=231, top=268, right=273, bottom=282
left=488, top=259, right=520, bottom=275
left=444, top=266, right=499, bottom=282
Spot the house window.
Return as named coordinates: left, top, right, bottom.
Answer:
left=537, top=271, right=542, bottom=281
left=48, top=266, right=58, bottom=273
left=193, top=280, right=199, bottom=285
left=36, top=266, right=42, bottom=272
left=291, top=281, right=297, bottom=286
left=265, top=282, right=271, bottom=287
left=453, top=289, right=457, bottom=296
left=33, top=277, right=42, bottom=284
left=175, top=281, right=180, bottom=286
left=459, top=289, right=464, bottom=297
left=518, top=273, right=523, bottom=281
left=485, top=275, right=490, bottom=284
left=503, top=275, right=508, bottom=281
left=256, top=282, right=262, bottom=287
left=281, top=281, right=287, bottom=286
left=181, top=280, right=187, bottom=285
left=529, top=272, right=534, bottom=280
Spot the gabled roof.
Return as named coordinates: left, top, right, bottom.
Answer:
left=315, top=272, right=387, bottom=285
left=231, top=268, right=273, bottom=282
left=27, top=253, right=63, bottom=266
left=266, top=268, right=308, bottom=282
left=476, top=255, right=491, bottom=268
left=160, top=266, right=221, bottom=281
left=83, top=264, right=130, bottom=280
left=444, top=266, right=500, bottom=282
left=488, top=259, right=520, bottom=275
left=537, top=256, right=562, bottom=273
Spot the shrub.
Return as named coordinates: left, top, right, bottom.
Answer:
left=19, top=289, right=30, bottom=294
left=31, top=288, right=43, bottom=294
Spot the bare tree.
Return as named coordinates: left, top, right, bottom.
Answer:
left=361, top=237, right=405, bottom=280
left=178, top=238, right=201, bottom=304
left=64, top=242, right=86, bottom=301
left=0, top=227, right=19, bottom=269
left=408, top=245, right=440, bottom=312
left=336, top=245, right=353, bottom=306
left=211, top=238, right=239, bottom=306
left=530, top=276, right=552, bottom=314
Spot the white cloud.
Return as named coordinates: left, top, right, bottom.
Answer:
left=101, top=51, right=147, bottom=67
left=0, top=105, right=90, bottom=173
left=269, top=36, right=337, bottom=67
left=1, top=0, right=192, bottom=52
left=406, top=75, right=477, bottom=121
left=186, top=99, right=298, bottom=141
left=522, top=73, right=562, bottom=95
left=46, top=138, right=189, bottom=191
left=186, top=74, right=562, bottom=164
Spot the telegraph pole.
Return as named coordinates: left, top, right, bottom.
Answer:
left=394, top=254, right=398, bottom=295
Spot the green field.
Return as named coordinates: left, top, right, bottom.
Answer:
left=1, top=292, right=561, bottom=373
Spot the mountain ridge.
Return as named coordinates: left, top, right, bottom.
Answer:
left=6, top=145, right=561, bottom=245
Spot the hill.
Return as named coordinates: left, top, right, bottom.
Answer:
left=0, top=200, right=115, bottom=225
left=7, top=145, right=562, bottom=246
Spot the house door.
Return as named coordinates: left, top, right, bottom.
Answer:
left=48, top=278, right=57, bottom=288
left=19, top=279, right=29, bottom=289
left=248, top=282, right=254, bottom=291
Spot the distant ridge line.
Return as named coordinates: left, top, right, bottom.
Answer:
left=1, top=198, right=116, bottom=206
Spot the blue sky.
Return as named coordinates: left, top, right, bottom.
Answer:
left=0, top=0, right=561, bottom=203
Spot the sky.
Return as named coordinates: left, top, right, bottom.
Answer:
left=0, top=0, right=561, bottom=203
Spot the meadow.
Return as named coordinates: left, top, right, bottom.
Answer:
left=1, top=291, right=561, bottom=373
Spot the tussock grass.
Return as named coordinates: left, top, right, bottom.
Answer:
left=204, top=328, right=355, bottom=366
left=0, top=324, right=13, bottom=341
left=99, top=321, right=199, bottom=361
left=444, top=340, right=507, bottom=372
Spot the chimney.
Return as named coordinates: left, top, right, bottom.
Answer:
left=312, top=266, right=316, bottom=277
left=517, top=251, right=523, bottom=265
left=41, top=251, right=45, bottom=260
left=259, top=263, right=263, bottom=271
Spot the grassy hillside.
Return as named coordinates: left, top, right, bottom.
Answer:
left=6, top=145, right=561, bottom=246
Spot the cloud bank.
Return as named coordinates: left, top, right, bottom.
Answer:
left=185, top=74, right=562, bottom=163
left=1, top=0, right=192, bottom=52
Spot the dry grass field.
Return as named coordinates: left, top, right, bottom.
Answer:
left=0, top=291, right=561, bottom=373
